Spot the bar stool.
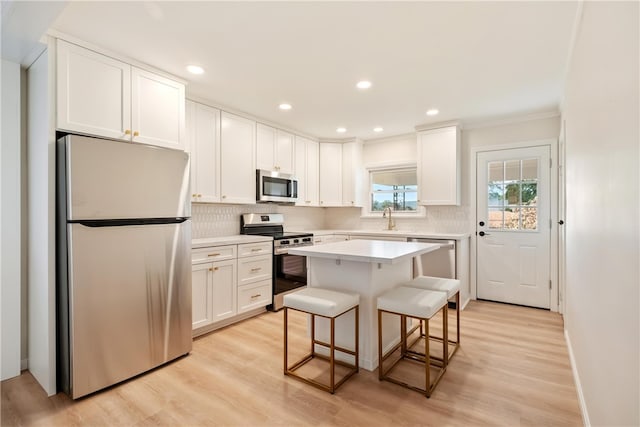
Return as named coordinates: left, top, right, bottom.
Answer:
left=283, top=287, right=360, bottom=394
left=402, top=276, right=461, bottom=360
left=377, top=286, right=448, bottom=397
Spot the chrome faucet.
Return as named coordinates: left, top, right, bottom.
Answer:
left=382, top=207, right=395, bottom=230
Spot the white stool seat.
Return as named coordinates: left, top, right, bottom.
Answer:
left=284, top=287, right=359, bottom=317
left=401, top=276, right=460, bottom=299
left=377, top=287, right=447, bottom=319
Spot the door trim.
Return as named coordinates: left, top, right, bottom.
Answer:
left=470, top=138, right=559, bottom=312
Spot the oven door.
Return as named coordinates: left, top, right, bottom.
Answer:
left=272, top=252, right=307, bottom=310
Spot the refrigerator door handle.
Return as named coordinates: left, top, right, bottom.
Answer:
left=71, top=217, right=189, bottom=227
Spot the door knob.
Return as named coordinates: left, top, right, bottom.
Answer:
left=478, top=231, right=490, bottom=237
left=479, top=221, right=485, bottom=226
left=558, top=220, right=565, bottom=225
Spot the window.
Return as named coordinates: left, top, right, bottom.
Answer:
left=369, top=168, right=418, bottom=213
left=487, top=158, right=538, bottom=230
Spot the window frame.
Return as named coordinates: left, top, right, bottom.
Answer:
left=361, top=163, right=426, bottom=218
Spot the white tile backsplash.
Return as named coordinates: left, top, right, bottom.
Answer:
left=192, top=203, right=470, bottom=238
left=191, top=203, right=326, bottom=238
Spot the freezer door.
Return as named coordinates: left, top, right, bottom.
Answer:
left=63, top=134, right=190, bottom=220
left=67, top=221, right=192, bottom=398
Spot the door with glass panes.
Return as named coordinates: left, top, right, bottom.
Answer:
left=476, top=146, right=551, bottom=309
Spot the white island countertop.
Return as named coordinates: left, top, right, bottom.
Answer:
left=288, top=239, right=440, bottom=264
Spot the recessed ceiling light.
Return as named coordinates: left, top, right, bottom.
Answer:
left=336, top=127, right=347, bottom=133
left=279, top=103, right=292, bottom=110
left=356, top=80, right=372, bottom=89
left=426, top=109, right=439, bottom=116
left=186, top=65, right=204, bottom=75
left=373, top=127, right=384, bottom=133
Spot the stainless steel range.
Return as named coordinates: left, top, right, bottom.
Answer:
left=240, top=214, right=313, bottom=310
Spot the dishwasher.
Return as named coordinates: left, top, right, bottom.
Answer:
left=407, top=238, right=457, bottom=280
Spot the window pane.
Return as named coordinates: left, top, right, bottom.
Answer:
left=505, top=183, right=520, bottom=206
left=521, top=183, right=537, bottom=205
left=521, top=207, right=538, bottom=229
left=486, top=157, right=539, bottom=232
left=371, top=192, right=417, bottom=211
left=488, top=208, right=504, bottom=229
left=488, top=183, right=504, bottom=206
left=504, top=208, right=520, bottom=230
left=371, top=170, right=416, bottom=186
left=488, top=162, right=503, bottom=183
left=370, top=168, right=418, bottom=213
left=522, top=159, right=538, bottom=180
left=505, top=160, right=520, bottom=181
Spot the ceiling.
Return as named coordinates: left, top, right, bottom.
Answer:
left=38, top=2, right=578, bottom=140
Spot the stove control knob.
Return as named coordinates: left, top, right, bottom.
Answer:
left=293, top=239, right=299, bottom=244
left=280, top=240, right=290, bottom=245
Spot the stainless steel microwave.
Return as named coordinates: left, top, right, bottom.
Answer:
left=256, top=169, right=298, bottom=203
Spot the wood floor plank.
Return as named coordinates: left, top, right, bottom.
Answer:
left=1, top=301, right=583, bottom=426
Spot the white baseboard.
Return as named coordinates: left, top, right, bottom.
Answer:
left=20, top=358, right=28, bottom=371
left=564, top=329, right=590, bottom=427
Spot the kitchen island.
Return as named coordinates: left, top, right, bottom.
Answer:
left=289, top=239, right=440, bottom=370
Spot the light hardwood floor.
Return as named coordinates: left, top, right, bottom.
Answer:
left=1, top=300, right=582, bottom=426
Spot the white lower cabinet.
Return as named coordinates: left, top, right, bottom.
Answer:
left=192, top=240, right=272, bottom=336
left=210, top=259, right=238, bottom=322
left=238, top=280, right=272, bottom=313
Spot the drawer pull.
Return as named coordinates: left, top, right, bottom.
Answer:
left=250, top=267, right=262, bottom=272
left=208, top=253, right=221, bottom=257
left=250, top=248, right=262, bottom=252
left=250, top=294, right=261, bottom=299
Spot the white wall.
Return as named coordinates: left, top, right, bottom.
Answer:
left=562, top=2, right=639, bottom=426
left=325, top=116, right=560, bottom=233
left=1, top=60, right=22, bottom=380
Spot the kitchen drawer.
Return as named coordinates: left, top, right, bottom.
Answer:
left=192, top=245, right=236, bottom=264
left=238, top=254, right=272, bottom=285
left=238, top=241, right=272, bottom=258
left=238, top=279, right=272, bottom=313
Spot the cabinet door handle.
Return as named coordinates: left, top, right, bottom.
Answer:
left=208, top=253, right=221, bottom=257
left=192, top=193, right=198, bottom=198
left=209, top=267, right=219, bottom=272
left=133, top=131, right=140, bottom=137
left=222, top=195, right=227, bottom=199
left=124, top=129, right=131, bottom=135
left=250, top=248, right=262, bottom=252
left=250, top=294, right=261, bottom=299
left=250, top=267, right=262, bottom=272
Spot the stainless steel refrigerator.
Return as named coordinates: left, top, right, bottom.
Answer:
left=56, top=134, right=192, bottom=399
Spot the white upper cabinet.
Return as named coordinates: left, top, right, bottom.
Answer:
left=417, top=125, right=461, bottom=205
left=294, top=136, right=319, bottom=206
left=57, top=39, right=131, bottom=140
left=220, top=111, right=256, bottom=204
left=131, top=67, right=185, bottom=150
left=342, top=140, right=364, bottom=207
left=256, top=123, right=294, bottom=174
left=56, top=39, right=185, bottom=150
left=185, top=100, right=220, bottom=203
left=319, top=142, right=343, bottom=206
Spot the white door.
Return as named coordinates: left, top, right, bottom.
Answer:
left=220, top=111, right=256, bottom=204
left=131, top=67, right=185, bottom=150
left=319, top=142, right=343, bottom=206
left=476, top=145, right=551, bottom=309
left=56, top=39, right=131, bottom=140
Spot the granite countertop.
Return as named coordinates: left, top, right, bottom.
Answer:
left=288, top=239, right=440, bottom=264
left=192, top=235, right=272, bottom=248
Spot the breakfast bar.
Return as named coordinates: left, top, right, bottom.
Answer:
left=288, top=239, right=441, bottom=370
